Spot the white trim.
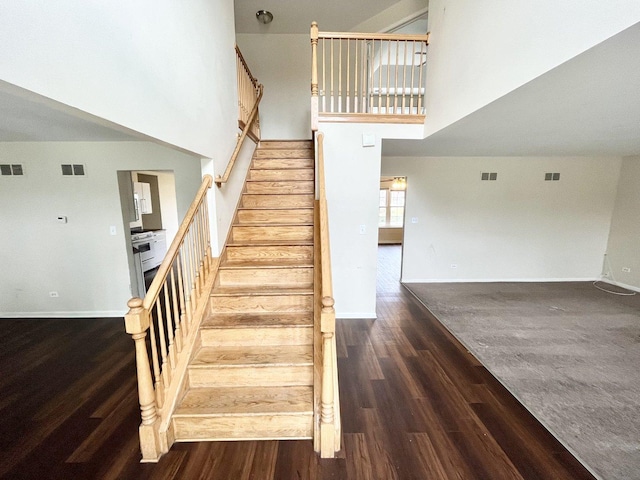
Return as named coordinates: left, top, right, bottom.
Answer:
left=401, top=277, right=597, bottom=284
left=337, top=312, right=377, bottom=319
left=0, top=310, right=126, bottom=318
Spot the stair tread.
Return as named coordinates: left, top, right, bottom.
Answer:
left=227, top=239, right=313, bottom=247
left=211, top=285, right=313, bottom=296
left=237, top=207, right=314, bottom=211
left=220, top=260, right=313, bottom=269
left=242, top=193, right=314, bottom=197
left=202, top=312, right=313, bottom=328
left=191, top=345, right=312, bottom=367
left=175, top=386, right=313, bottom=416
left=232, top=224, right=313, bottom=230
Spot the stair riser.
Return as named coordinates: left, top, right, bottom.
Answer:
left=209, top=295, right=313, bottom=315
left=248, top=169, right=314, bottom=182
left=200, top=325, right=313, bottom=346
left=236, top=209, right=313, bottom=225
left=241, top=194, right=314, bottom=208
left=224, top=245, right=314, bottom=264
left=188, top=365, right=313, bottom=388
left=172, top=414, right=313, bottom=441
left=252, top=158, right=314, bottom=170
left=217, top=267, right=313, bottom=287
left=245, top=181, right=314, bottom=195
left=256, top=149, right=313, bottom=159
left=259, top=141, right=313, bottom=150
left=230, top=226, right=313, bottom=243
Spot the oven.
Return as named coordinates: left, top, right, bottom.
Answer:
left=131, top=232, right=155, bottom=273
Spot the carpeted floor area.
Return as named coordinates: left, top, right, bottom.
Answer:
left=404, top=281, right=640, bottom=480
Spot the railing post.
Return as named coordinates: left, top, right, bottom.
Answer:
left=320, top=295, right=336, bottom=458
left=124, top=297, right=161, bottom=462
left=311, top=22, right=319, bottom=131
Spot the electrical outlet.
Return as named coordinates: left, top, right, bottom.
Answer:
left=450, top=264, right=458, bottom=269
left=359, top=224, right=366, bottom=235
left=411, top=217, right=418, bottom=224
left=49, top=291, right=59, bottom=298
left=622, top=267, right=631, bottom=273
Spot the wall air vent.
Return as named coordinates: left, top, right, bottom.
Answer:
left=0, top=164, right=24, bottom=176
left=61, top=164, right=86, bottom=176
left=545, top=172, right=560, bottom=181
left=481, top=172, right=497, bottom=181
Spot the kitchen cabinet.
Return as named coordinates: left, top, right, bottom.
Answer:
left=133, top=181, right=153, bottom=215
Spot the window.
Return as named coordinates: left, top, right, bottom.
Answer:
left=379, top=188, right=405, bottom=227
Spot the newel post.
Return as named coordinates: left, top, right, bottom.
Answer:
left=320, top=295, right=336, bottom=457
left=310, top=21, right=319, bottom=131
left=125, top=297, right=161, bottom=462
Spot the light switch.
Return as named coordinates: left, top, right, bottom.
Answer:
left=110, top=226, right=117, bottom=236
left=359, top=224, right=366, bottom=234
left=411, top=217, right=418, bottom=224
left=362, top=133, right=375, bottom=147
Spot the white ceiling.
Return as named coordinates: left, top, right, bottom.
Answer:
left=0, top=84, right=139, bottom=142
left=235, top=0, right=404, bottom=34
left=383, top=22, right=640, bottom=157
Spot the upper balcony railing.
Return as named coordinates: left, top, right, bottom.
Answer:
left=216, top=46, right=263, bottom=187
left=310, top=22, right=429, bottom=129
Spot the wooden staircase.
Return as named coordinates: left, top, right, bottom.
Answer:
left=171, top=140, right=318, bottom=443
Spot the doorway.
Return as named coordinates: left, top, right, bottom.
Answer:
left=377, top=176, right=406, bottom=289
left=117, top=170, right=179, bottom=298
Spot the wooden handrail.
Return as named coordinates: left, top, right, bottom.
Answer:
left=235, top=45, right=259, bottom=89
left=217, top=45, right=263, bottom=187
left=315, top=131, right=340, bottom=458
left=319, top=31, right=430, bottom=42
left=144, top=175, right=213, bottom=310
left=316, top=133, right=333, bottom=302
left=125, top=173, right=218, bottom=462
left=215, top=84, right=263, bottom=187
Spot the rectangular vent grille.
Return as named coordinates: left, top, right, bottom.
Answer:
left=0, top=164, right=24, bottom=176
left=481, top=172, right=497, bottom=181
left=545, top=172, right=560, bottom=181
left=61, top=164, right=86, bottom=176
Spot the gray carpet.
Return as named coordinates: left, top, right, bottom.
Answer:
left=404, top=281, right=640, bottom=480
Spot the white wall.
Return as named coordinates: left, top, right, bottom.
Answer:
left=320, top=122, right=423, bottom=318
left=207, top=139, right=257, bottom=254
left=236, top=34, right=311, bottom=140
left=0, top=0, right=238, bottom=159
left=425, top=0, right=640, bottom=137
left=0, top=142, right=202, bottom=317
left=381, top=156, right=621, bottom=282
left=603, top=156, right=640, bottom=290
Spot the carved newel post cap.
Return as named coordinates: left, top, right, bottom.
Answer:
left=125, top=297, right=149, bottom=334
left=311, top=21, right=318, bottom=27
left=127, top=297, right=144, bottom=309
left=322, top=296, right=335, bottom=309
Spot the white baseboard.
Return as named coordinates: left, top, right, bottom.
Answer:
left=0, top=311, right=126, bottom=319
left=401, top=277, right=597, bottom=284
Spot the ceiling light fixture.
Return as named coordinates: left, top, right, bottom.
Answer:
left=256, top=10, right=273, bottom=24
left=392, top=177, right=407, bottom=190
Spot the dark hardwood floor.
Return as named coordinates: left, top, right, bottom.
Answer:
left=0, top=245, right=595, bottom=479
